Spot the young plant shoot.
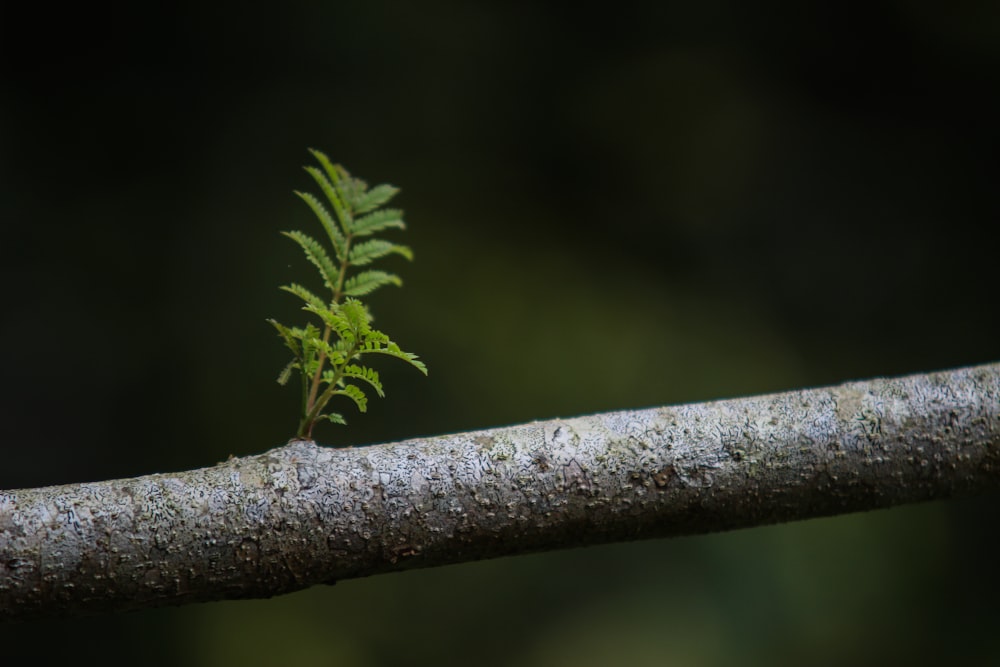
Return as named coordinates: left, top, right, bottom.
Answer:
left=269, top=150, right=426, bottom=441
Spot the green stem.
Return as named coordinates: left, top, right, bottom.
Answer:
left=300, top=232, right=354, bottom=438
left=301, top=340, right=360, bottom=434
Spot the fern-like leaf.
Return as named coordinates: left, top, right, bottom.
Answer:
left=352, top=209, right=406, bottom=237
left=339, top=298, right=372, bottom=335
left=294, top=191, right=346, bottom=261
left=334, top=384, right=368, bottom=413
left=342, top=364, right=384, bottom=397
left=324, top=412, right=347, bottom=425
left=304, top=165, right=352, bottom=234
left=306, top=149, right=357, bottom=227
left=349, top=239, right=413, bottom=266
left=268, top=319, right=302, bottom=358
left=310, top=337, right=338, bottom=360
left=309, top=148, right=366, bottom=208
left=276, top=359, right=297, bottom=386
left=280, top=283, right=327, bottom=311
left=308, top=148, right=342, bottom=185
left=353, top=184, right=399, bottom=215
left=344, top=270, right=402, bottom=296
left=330, top=338, right=355, bottom=361
left=361, top=327, right=390, bottom=345
left=298, top=324, right=321, bottom=368
left=338, top=177, right=367, bottom=211
left=302, top=303, right=343, bottom=332
left=305, top=304, right=360, bottom=347
left=281, top=230, right=340, bottom=291
left=360, top=340, right=428, bottom=375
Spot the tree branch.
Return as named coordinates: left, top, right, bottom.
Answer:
left=2, top=363, right=998, bottom=620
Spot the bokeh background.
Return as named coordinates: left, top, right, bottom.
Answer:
left=2, top=2, right=999, bottom=664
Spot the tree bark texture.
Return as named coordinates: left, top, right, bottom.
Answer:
left=2, top=363, right=998, bottom=619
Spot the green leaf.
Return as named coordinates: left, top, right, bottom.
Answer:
left=349, top=239, right=413, bottom=265
left=323, top=412, right=347, bottom=425
left=306, top=150, right=368, bottom=220
left=354, top=184, right=399, bottom=214
left=300, top=322, right=321, bottom=341
left=297, top=323, right=321, bottom=366
left=330, top=338, right=356, bottom=363
left=352, top=209, right=406, bottom=237
left=311, top=337, right=337, bottom=360
left=268, top=319, right=302, bottom=358
left=359, top=340, right=428, bottom=375
left=276, top=359, right=297, bottom=386
left=302, top=303, right=343, bottom=330
left=304, top=303, right=359, bottom=347
left=294, top=191, right=346, bottom=261
left=304, top=165, right=351, bottom=234
left=280, top=283, right=327, bottom=311
left=320, top=369, right=341, bottom=385
left=282, top=230, right=340, bottom=291
left=344, top=270, right=402, bottom=296
left=337, top=175, right=368, bottom=211
left=307, top=148, right=343, bottom=186
left=334, top=383, right=368, bottom=413
left=342, top=364, right=384, bottom=397
left=360, top=326, right=390, bottom=345
left=339, top=298, right=372, bottom=335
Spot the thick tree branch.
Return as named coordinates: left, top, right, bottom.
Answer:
left=2, top=363, right=998, bottom=620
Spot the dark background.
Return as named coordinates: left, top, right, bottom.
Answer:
left=2, top=2, right=999, bottom=664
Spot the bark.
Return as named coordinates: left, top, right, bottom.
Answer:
left=2, top=363, right=999, bottom=620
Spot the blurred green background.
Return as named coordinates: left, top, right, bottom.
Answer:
left=1, top=1, right=999, bottom=664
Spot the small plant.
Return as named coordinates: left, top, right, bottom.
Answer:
left=269, top=149, right=426, bottom=441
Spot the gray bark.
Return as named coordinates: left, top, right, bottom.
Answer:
left=2, top=363, right=998, bottom=620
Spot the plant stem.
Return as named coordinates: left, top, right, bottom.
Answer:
left=301, top=340, right=361, bottom=433
left=300, top=232, right=353, bottom=438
